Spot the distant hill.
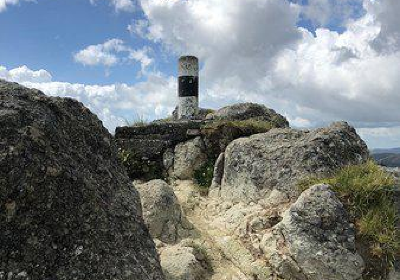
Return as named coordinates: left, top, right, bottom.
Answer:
left=371, top=147, right=400, bottom=154
left=372, top=152, right=400, bottom=167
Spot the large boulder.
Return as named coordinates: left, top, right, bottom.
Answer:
left=206, top=102, right=289, bottom=127
left=0, top=81, right=164, bottom=280
left=173, top=137, right=207, bottom=180
left=261, top=184, right=364, bottom=280
left=218, top=122, right=369, bottom=203
left=135, top=180, right=184, bottom=243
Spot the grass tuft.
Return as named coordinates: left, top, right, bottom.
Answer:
left=202, top=119, right=273, bottom=134
left=123, top=114, right=149, bottom=127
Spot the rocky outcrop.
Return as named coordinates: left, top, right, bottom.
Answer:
left=115, top=103, right=289, bottom=180
left=261, top=184, right=364, bottom=280
left=206, top=102, right=289, bottom=127
left=135, top=180, right=192, bottom=243
left=173, top=137, right=208, bottom=180
left=0, top=81, right=164, bottom=280
left=218, top=122, right=369, bottom=203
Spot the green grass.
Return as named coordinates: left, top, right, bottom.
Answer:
left=193, top=160, right=215, bottom=196
left=202, top=119, right=273, bottom=134
left=123, top=114, right=149, bottom=127
left=298, top=160, right=399, bottom=276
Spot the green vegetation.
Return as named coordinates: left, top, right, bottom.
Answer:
left=203, top=108, right=215, bottom=115
left=202, top=119, right=273, bottom=134
left=123, top=114, right=149, bottom=127
left=298, top=160, right=399, bottom=278
left=193, top=160, right=215, bottom=196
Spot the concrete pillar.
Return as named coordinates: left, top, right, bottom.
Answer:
left=178, top=56, right=199, bottom=120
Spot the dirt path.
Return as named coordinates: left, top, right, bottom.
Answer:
left=171, top=180, right=250, bottom=280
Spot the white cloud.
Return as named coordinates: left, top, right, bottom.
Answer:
left=128, top=47, right=153, bottom=73
left=139, top=0, right=301, bottom=84
left=74, top=39, right=126, bottom=67
left=128, top=0, right=400, bottom=148
left=365, top=0, right=400, bottom=52
left=74, top=39, right=153, bottom=73
left=0, top=65, right=52, bottom=83
left=0, top=65, right=176, bottom=132
left=90, top=0, right=135, bottom=12
left=0, top=0, right=34, bottom=12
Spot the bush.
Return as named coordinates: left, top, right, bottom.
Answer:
left=298, top=160, right=399, bottom=278
left=193, top=160, right=215, bottom=196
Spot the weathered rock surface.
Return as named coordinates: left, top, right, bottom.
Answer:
left=135, top=180, right=184, bottom=243
left=173, top=137, right=208, bottom=180
left=209, top=153, right=225, bottom=197
left=171, top=106, right=213, bottom=121
left=219, top=122, right=369, bottom=203
left=206, top=103, right=289, bottom=127
left=159, top=243, right=207, bottom=280
left=0, top=80, right=164, bottom=280
left=261, top=184, right=364, bottom=280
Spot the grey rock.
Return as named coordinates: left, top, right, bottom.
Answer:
left=136, top=180, right=182, bottom=243
left=160, top=244, right=206, bottom=280
left=209, top=153, right=225, bottom=197
left=262, top=184, right=364, bottom=280
left=220, top=122, right=369, bottom=203
left=173, top=137, right=207, bottom=180
left=163, top=149, right=175, bottom=176
left=0, top=80, right=164, bottom=280
left=171, top=106, right=212, bottom=121
left=206, top=102, right=289, bottom=127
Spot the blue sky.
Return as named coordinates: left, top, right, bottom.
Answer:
left=1, top=0, right=400, bottom=149
left=0, top=0, right=170, bottom=84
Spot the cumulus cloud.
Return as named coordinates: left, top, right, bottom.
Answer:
left=365, top=0, right=400, bottom=52
left=0, top=65, right=52, bottom=83
left=127, top=0, right=400, bottom=148
left=0, top=65, right=176, bottom=132
left=139, top=0, right=301, bottom=85
left=74, top=39, right=153, bottom=73
left=74, top=39, right=126, bottom=67
left=0, top=0, right=34, bottom=12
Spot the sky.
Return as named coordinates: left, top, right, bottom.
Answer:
left=0, top=0, right=400, bottom=149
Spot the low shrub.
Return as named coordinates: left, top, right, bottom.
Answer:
left=298, top=160, right=399, bottom=278
left=193, top=160, right=215, bottom=196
